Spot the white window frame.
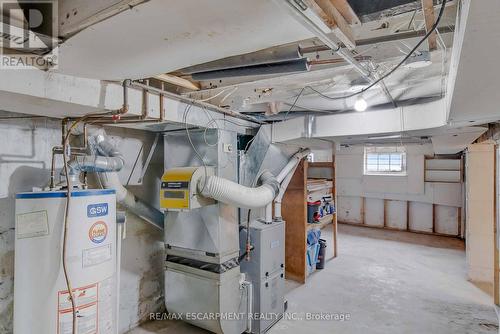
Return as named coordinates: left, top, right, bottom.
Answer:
left=364, top=146, right=407, bottom=176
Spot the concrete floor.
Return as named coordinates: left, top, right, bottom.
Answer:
left=128, top=224, right=498, bottom=334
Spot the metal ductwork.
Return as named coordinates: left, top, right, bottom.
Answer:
left=191, top=58, right=310, bottom=80
left=70, top=131, right=164, bottom=229
left=98, top=172, right=164, bottom=229
left=180, top=45, right=303, bottom=74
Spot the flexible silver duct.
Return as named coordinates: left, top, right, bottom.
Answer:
left=67, top=132, right=125, bottom=174
left=200, top=149, right=309, bottom=212
left=70, top=131, right=164, bottom=229
left=200, top=171, right=280, bottom=210
left=68, top=155, right=124, bottom=173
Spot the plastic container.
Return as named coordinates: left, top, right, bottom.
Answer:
left=307, top=229, right=321, bottom=246
left=307, top=201, right=321, bottom=224
left=307, top=243, right=321, bottom=274
left=316, top=239, right=327, bottom=269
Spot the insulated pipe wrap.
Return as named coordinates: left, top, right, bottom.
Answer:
left=96, top=138, right=122, bottom=158
left=76, top=131, right=165, bottom=229
left=201, top=174, right=278, bottom=209
left=68, top=135, right=125, bottom=173
left=69, top=155, right=124, bottom=173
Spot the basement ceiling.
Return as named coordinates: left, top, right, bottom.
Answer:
left=57, top=0, right=313, bottom=79
left=347, top=0, right=418, bottom=17
left=171, top=1, right=457, bottom=117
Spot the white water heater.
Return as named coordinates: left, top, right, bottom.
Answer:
left=14, top=189, right=117, bottom=334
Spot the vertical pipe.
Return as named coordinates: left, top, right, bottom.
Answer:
left=115, top=222, right=123, bottom=334
left=265, top=204, right=273, bottom=223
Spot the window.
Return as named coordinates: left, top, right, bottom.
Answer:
left=364, top=146, right=406, bottom=175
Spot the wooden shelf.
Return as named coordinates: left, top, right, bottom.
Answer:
left=283, top=158, right=337, bottom=284
left=309, top=161, right=335, bottom=168
left=307, top=214, right=334, bottom=231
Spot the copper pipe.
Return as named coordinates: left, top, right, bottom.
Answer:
left=130, top=81, right=262, bottom=124
left=90, top=119, right=161, bottom=125
left=49, top=146, right=88, bottom=189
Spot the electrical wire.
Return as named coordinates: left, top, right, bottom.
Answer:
left=182, top=103, right=209, bottom=193
left=60, top=112, right=113, bottom=334
left=183, top=104, right=252, bottom=188
left=195, top=87, right=236, bottom=102
left=219, top=87, right=238, bottom=105
left=61, top=119, right=85, bottom=334
left=284, top=0, right=448, bottom=116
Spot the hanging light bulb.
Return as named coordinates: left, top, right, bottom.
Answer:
left=354, top=96, right=368, bottom=112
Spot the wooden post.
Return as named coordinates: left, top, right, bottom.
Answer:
left=421, top=0, right=438, bottom=51
left=332, top=155, right=338, bottom=258
left=283, top=160, right=308, bottom=283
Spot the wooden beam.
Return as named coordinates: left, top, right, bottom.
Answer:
left=283, top=160, right=308, bottom=284
left=304, top=0, right=356, bottom=50
left=332, top=155, right=337, bottom=258
left=154, top=74, right=200, bottom=91
left=421, top=0, right=438, bottom=51
left=329, top=0, right=361, bottom=25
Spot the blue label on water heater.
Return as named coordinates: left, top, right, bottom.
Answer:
left=87, top=203, right=109, bottom=218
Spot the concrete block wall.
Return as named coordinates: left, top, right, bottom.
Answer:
left=0, top=113, right=164, bottom=333
left=336, top=144, right=462, bottom=236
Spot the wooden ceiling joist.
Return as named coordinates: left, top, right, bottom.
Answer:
left=304, top=0, right=356, bottom=50
left=421, top=0, right=438, bottom=51
left=154, top=73, right=200, bottom=91
left=329, top=0, right=361, bottom=25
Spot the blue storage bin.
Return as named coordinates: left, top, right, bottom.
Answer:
left=306, top=243, right=321, bottom=274
left=307, top=229, right=321, bottom=246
